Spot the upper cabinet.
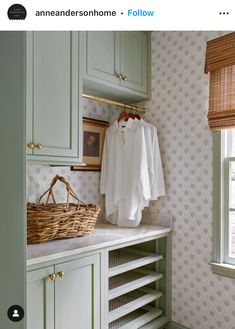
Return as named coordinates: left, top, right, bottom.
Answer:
left=25, top=31, right=150, bottom=165
left=82, top=31, right=151, bottom=102
left=26, top=32, right=83, bottom=165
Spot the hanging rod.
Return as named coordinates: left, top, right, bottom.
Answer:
left=82, top=93, right=148, bottom=113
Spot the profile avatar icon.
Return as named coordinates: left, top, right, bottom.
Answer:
left=7, top=305, right=24, bottom=322
left=7, top=4, right=27, bottom=20
left=12, top=310, right=19, bottom=317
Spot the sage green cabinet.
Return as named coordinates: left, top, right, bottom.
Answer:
left=27, top=266, right=54, bottom=329
left=85, top=31, right=119, bottom=86
left=27, top=254, right=100, bottom=329
left=26, top=32, right=83, bottom=165
left=27, top=232, right=171, bottom=329
left=120, top=32, right=149, bottom=94
left=83, top=31, right=150, bottom=102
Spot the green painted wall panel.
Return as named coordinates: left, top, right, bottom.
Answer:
left=0, top=32, right=26, bottom=329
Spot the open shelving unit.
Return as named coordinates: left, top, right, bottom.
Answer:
left=109, top=305, right=163, bottom=329
left=109, top=269, right=163, bottom=300
left=106, top=238, right=171, bottom=329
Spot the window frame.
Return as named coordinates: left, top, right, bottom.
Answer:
left=211, top=132, right=235, bottom=277
left=224, top=156, right=235, bottom=264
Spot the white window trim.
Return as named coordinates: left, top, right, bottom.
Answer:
left=224, top=157, right=235, bottom=264
left=211, top=131, right=235, bottom=277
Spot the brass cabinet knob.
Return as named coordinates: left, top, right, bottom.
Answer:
left=35, top=143, right=43, bottom=150
left=27, top=143, right=35, bottom=149
left=58, top=271, right=65, bottom=278
left=116, top=73, right=123, bottom=80
left=48, top=273, right=57, bottom=281
left=116, top=73, right=127, bottom=81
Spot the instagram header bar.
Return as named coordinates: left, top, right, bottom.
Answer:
left=0, top=0, right=234, bottom=30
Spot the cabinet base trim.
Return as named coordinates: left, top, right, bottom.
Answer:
left=167, top=321, right=191, bottom=329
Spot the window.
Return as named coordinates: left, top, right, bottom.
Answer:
left=205, top=32, right=235, bottom=277
left=211, top=130, right=235, bottom=277
left=205, top=33, right=235, bottom=131
left=222, top=130, right=235, bottom=262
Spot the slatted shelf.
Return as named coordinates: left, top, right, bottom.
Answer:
left=109, top=304, right=162, bottom=329
left=109, top=287, right=163, bottom=323
left=139, top=315, right=168, bottom=329
left=109, top=249, right=163, bottom=277
left=109, top=269, right=163, bottom=300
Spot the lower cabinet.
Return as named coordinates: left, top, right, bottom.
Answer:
left=27, top=266, right=54, bottom=329
left=27, top=233, right=171, bottom=329
left=27, top=254, right=100, bottom=329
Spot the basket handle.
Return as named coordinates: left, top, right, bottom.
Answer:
left=38, top=175, right=87, bottom=210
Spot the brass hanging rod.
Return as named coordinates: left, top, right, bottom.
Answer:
left=82, top=93, right=148, bottom=113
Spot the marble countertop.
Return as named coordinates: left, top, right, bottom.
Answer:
left=27, top=224, right=171, bottom=266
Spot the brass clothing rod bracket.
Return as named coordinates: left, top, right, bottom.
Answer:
left=82, top=93, right=148, bottom=113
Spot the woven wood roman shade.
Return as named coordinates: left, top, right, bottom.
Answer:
left=205, top=32, right=235, bottom=130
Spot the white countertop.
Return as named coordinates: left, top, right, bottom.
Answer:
left=27, top=224, right=171, bottom=266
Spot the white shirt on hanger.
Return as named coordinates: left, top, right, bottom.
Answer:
left=100, top=118, right=151, bottom=227
left=138, top=118, right=165, bottom=200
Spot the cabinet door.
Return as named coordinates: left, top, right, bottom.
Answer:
left=55, top=254, right=100, bottom=329
left=120, top=32, right=149, bottom=94
left=86, top=31, right=120, bottom=85
left=30, top=32, right=79, bottom=157
left=27, top=267, right=54, bottom=329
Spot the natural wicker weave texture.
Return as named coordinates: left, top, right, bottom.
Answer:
left=27, top=175, right=100, bottom=244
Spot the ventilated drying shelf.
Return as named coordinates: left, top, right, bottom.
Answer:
left=109, top=304, right=162, bottom=329
left=109, top=287, right=163, bottom=323
left=108, top=248, right=163, bottom=277
left=109, top=268, right=163, bottom=300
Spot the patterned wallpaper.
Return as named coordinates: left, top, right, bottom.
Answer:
left=142, top=31, right=235, bottom=329
left=26, top=31, right=235, bottom=329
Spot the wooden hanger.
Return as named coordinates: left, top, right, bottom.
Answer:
left=118, top=110, right=129, bottom=122
left=128, top=112, right=135, bottom=119
left=118, top=107, right=141, bottom=123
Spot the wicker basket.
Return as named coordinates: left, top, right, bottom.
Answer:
left=27, top=175, right=100, bottom=244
